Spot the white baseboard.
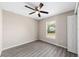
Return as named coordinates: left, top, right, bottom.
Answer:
left=39, top=39, right=67, bottom=49
left=2, top=39, right=67, bottom=51
left=2, top=39, right=37, bottom=51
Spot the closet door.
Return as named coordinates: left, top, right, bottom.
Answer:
left=78, top=6, right=79, bottom=56
left=0, top=9, right=2, bottom=56
left=67, top=15, right=77, bottom=54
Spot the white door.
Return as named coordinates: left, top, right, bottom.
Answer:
left=0, top=9, right=2, bottom=56
left=78, top=6, right=79, bottom=56
left=67, top=15, right=77, bottom=54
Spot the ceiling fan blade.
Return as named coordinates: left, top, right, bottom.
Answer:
left=38, top=13, right=41, bottom=17
left=29, top=12, right=35, bottom=15
left=25, top=5, right=35, bottom=10
left=40, top=11, right=49, bottom=14
left=39, top=3, right=44, bottom=9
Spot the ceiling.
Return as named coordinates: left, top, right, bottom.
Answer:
left=0, top=2, right=76, bottom=20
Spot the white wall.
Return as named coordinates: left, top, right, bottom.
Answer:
left=3, top=10, right=38, bottom=50
left=0, top=9, right=2, bottom=55
left=39, top=11, right=74, bottom=48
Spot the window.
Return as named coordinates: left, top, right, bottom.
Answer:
left=46, top=20, right=56, bottom=39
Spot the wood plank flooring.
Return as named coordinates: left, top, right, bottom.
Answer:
left=1, top=40, right=77, bottom=57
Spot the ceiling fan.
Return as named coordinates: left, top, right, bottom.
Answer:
left=25, top=3, right=49, bottom=17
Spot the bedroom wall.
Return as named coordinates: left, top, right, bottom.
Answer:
left=3, top=10, right=38, bottom=50
left=2, top=10, right=74, bottom=50
left=38, top=11, right=74, bottom=48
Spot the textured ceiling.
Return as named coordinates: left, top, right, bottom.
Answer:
left=0, top=2, right=76, bottom=20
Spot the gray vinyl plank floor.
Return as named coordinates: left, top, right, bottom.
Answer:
left=1, top=40, right=77, bottom=57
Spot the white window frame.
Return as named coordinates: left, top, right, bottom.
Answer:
left=46, top=20, right=56, bottom=39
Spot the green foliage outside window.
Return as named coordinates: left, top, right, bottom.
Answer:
left=47, top=24, right=56, bottom=33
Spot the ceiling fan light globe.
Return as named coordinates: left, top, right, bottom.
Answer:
left=36, top=11, right=39, bottom=14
